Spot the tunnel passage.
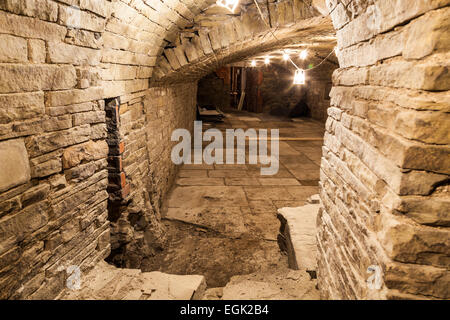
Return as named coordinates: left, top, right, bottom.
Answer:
left=0, top=0, right=448, bottom=300
left=145, top=38, right=339, bottom=291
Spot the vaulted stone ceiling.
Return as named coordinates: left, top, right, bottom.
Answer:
left=152, top=0, right=336, bottom=83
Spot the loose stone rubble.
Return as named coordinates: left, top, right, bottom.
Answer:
left=205, top=268, right=320, bottom=300
left=60, top=261, right=206, bottom=300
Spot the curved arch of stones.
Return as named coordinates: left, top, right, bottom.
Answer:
left=98, top=0, right=331, bottom=93
left=151, top=1, right=334, bottom=83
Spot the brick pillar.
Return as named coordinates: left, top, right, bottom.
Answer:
left=105, top=98, right=130, bottom=206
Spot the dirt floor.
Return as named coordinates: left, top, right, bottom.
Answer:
left=142, top=220, right=285, bottom=288
left=141, top=110, right=325, bottom=299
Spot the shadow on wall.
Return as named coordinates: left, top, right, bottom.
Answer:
left=258, top=63, right=335, bottom=121
left=198, top=70, right=231, bottom=110
left=259, top=64, right=308, bottom=117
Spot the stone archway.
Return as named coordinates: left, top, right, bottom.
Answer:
left=99, top=0, right=337, bottom=274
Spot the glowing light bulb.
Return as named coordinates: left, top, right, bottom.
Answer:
left=300, top=50, right=308, bottom=60
left=334, top=47, right=340, bottom=55
left=216, top=0, right=240, bottom=13
left=283, top=53, right=290, bottom=61
left=293, top=69, right=305, bottom=85
left=265, top=57, right=270, bottom=65
left=251, top=60, right=256, bottom=67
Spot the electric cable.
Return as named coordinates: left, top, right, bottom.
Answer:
left=251, top=0, right=354, bottom=72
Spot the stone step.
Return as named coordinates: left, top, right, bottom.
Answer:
left=277, top=200, right=321, bottom=275
left=59, top=261, right=206, bottom=300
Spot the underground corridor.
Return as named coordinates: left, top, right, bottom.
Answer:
left=145, top=109, right=326, bottom=299
left=0, top=0, right=449, bottom=301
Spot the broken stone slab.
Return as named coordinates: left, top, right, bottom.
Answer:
left=307, top=194, right=321, bottom=204
left=219, top=268, right=319, bottom=300
left=141, top=272, right=207, bottom=300
left=59, top=261, right=206, bottom=300
left=202, top=287, right=224, bottom=300
left=277, top=204, right=320, bottom=274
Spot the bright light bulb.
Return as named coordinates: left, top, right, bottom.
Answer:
left=216, top=0, right=240, bottom=13
left=283, top=53, right=290, bottom=61
left=251, top=60, right=256, bottom=67
left=300, top=50, right=308, bottom=60
left=293, top=69, right=305, bottom=85
left=334, top=46, right=340, bottom=55
left=265, top=57, right=270, bottom=64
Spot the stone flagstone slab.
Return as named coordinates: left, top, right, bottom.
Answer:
left=277, top=203, right=321, bottom=272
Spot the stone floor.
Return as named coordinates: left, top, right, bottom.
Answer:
left=142, top=110, right=325, bottom=299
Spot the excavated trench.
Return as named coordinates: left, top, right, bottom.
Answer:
left=142, top=219, right=285, bottom=288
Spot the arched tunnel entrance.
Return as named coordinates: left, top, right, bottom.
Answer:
left=0, top=0, right=448, bottom=301
left=140, top=48, right=338, bottom=298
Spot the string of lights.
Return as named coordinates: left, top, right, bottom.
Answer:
left=251, top=0, right=336, bottom=73
left=215, top=0, right=344, bottom=84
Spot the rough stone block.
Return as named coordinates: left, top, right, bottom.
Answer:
left=277, top=204, right=320, bottom=272
left=30, top=157, right=62, bottom=178
left=73, top=111, right=106, bottom=126
left=0, top=139, right=31, bottom=192
left=27, top=39, right=46, bottom=63
left=62, top=140, right=108, bottom=169
left=59, top=4, right=105, bottom=32
left=0, top=201, right=49, bottom=243
left=46, top=87, right=104, bottom=107
left=403, top=6, right=450, bottom=59
left=25, top=125, right=92, bottom=157
left=0, top=34, right=27, bottom=63
left=385, top=262, right=449, bottom=299
left=0, top=0, right=58, bottom=22
left=48, top=42, right=101, bottom=65
left=0, top=10, right=66, bottom=41
left=0, top=92, right=45, bottom=124
left=0, top=64, right=77, bottom=94
left=380, top=214, right=450, bottom=268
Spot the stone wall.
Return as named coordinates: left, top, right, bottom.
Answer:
left=107, top=83, right=197, bottom=269
left=253, top=62, right=334, bottom=121
left=197, top=72, right=230, bottom=110
left=0, top=1, right=111, bottom=299
left=317, top=0, right=450, bottom=300
left=0, top=0, right=201, bottom=299
left=195, top=63, right=335, bottom=120
left=305, top=61, right=336, bottom=122
left=260, top=64, right=305, bottom=117
left=305, top=80, right=332, bottom=122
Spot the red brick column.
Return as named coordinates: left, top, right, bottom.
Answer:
left=105, top=98, right=130, bottom=201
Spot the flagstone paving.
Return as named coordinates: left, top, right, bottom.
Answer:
left=142, top=110, right=324, bottom=297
